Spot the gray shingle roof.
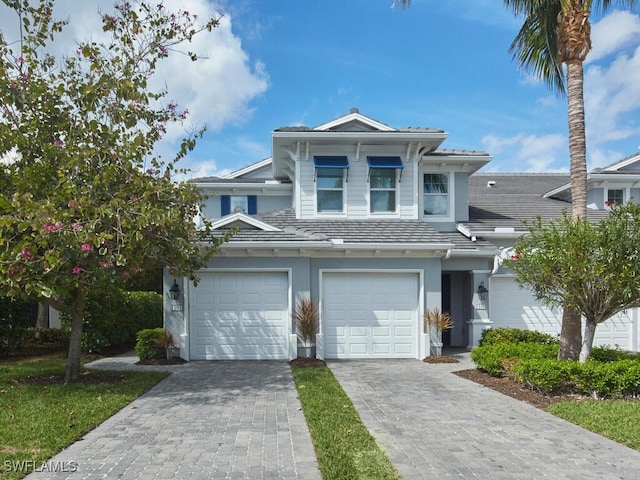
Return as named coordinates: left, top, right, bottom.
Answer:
left=209, top=210, right=493, bottom=252
left=463, top=173, right=609, bottom=233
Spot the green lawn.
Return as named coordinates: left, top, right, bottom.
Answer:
left=291, top=366, right=401, bottom=480
left=547, top=400, right=640, bottom=450
left=0, top=354, right=168, bottom=480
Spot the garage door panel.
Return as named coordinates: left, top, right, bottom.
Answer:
left=190, top=272, right=288, bottom=360
left=323, top=273, right=418, bottom=359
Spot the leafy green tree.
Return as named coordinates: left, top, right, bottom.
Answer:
left=0, top=1, right=230, bottom=382
left=509, top=203, right=640, bottom=361
left=504, top=0, right=638, bottom=360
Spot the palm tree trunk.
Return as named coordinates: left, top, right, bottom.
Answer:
left=579, top=319, right=597, bottom=363
left=557, top=59, right=588, bottom=361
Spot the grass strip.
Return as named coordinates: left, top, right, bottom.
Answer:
left=546, top=400, right=640, bottom=451
left=291, top=366, right=401, bottom=480
left=0, top=354, right=168, bottom=480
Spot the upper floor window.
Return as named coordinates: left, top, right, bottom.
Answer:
left=221, top=195, right=257, bottom=216
left=317, top=168, right=344, bottom=212
left=369, top=168, right=397, bottom=213
left=607, top=189, right=624, bottom=207
left=423, top=173, right=449, bottom=216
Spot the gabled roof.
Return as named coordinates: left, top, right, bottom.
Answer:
left=223, top=157, right=273, bottom=179
left=209, top=212, right=281, bottom=232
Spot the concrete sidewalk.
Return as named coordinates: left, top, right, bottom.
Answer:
left=329, top=355, right=640, bottom=480
left=25, top=354, right=321, bottom=480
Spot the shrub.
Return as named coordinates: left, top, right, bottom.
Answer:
left=22, top=327, right=70, bottom=347
left=570, top=360, right=640, bottom=398
left=61, top=290, right=162, bottom=353
left=478, top=327, right=558, bottom=347
left=514, top=358, right=577, bottom=394
left=471, top=342, right=558, bottom=376
left=293, top=297, right=319, bottom=346
left=135, top=328, right=166, bottom=360
left=590, top=345, right=639, bottom=363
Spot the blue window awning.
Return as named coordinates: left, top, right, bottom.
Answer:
left=314, top=156, right=349, bottom=182
left=314, top=156, right=349, bottom=169
left=367, top=156, right=404, bottom=182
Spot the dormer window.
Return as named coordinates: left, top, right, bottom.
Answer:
left=221, top=195, right=257, bottom=216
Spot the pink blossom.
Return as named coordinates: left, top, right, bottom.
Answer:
left=72, top=267, right=82, bottom=275
left=53, top=140, right=63, bottom=147
left=72, top=223, right=83, bottom=231
left=99, top=261, right=114, bottom=268
left=20, top=248, right=34, bottom=260
left=16, top=56, right=25, bottom=64
left=81, top=243, right=93, bottom=252
left=9, top=82, right=18, bottom=89
left=68, top=199, right=77, bottom=209
left=42, top=223, right=56, bottom=232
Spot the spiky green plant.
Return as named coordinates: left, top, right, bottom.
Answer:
left=293, top=298, right=319, bottom=346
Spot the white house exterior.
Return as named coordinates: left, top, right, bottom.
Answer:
left=164, top=108, right=640, bottom=360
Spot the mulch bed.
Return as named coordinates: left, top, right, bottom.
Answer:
left=136, top=357, right=188, bottom=365
left=453, top=368, right=580, bottom=409
left=423, top=355, right=460, bottom=364
left=288, top=357, right=327, bottom=368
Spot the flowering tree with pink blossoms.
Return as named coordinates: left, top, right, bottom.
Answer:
left=0, top=1, right=229, bottom=382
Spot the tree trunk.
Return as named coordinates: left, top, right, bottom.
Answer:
left=556, top=59, right=588, bottom=360
left=558, top=308, right=582, bottom=361
left=580, top=319, right=597, bottom=363
left=65, top=292, right=86, bottom=383
left=35, top=302, right=48, bottom=329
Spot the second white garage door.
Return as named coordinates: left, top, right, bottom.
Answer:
left=189, top=272, right=289, bottom=360
left=322, top=272, right=419, bottom=359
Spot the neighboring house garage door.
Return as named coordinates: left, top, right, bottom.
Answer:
left=322, top=272, right=419, bottom=359
left=490, top=276, right=634, bottom=350
left=189, top=272, right=289, bottom=360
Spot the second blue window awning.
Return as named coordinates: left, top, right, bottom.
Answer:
left=367, top=156, right=404, bottom=182
left=314, top=156, right=349, bottom=182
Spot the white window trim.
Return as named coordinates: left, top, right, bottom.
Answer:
left=315, top=168, right=347, bottom=215
left=604, top=187, right=627, bottom=208
left=368, top=168, right=399, bottom=216
left=421, top=170, right=455, bottom=222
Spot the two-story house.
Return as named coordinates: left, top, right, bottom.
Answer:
left=164, top=109, right=640, bottom=360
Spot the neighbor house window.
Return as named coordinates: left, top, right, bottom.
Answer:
left=317, top=168, right=344, bottom=212
left=221, top=195, right=257, bottom=216
left=369, top=168, right=397, bottom=213
left=424, top=173, right=449, bottom=216
left=607, top=189, right=623, bottom=207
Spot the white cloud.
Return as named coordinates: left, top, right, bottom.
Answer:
left=588, top=10, right=640, bottom=63
left=482, top=133, right=567, bottom=172
left=0, top=0, right=269, bottom=167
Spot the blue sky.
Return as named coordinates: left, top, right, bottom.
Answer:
left=2, top=0, right=640, bottom=177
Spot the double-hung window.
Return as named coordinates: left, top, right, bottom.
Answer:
left=317, top=168, right=345, bottom=212
left=369, top=168, right=397, bottom=213
left=423, top=173, right=449, bottom=216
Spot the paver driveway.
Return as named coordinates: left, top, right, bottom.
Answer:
left=329, top=357, right=640, bottom=480
left=25, top=357, right=321, bottom=480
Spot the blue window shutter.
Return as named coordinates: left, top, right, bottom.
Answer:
left=248, top=196, right=257, bottom=214
left=221, top=195, right=230, bottom=216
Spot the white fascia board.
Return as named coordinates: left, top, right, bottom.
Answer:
left=218, top=241, right=331, bottom=249
left=222, top=157, right=273, bottom=179
left=313, top=112, right=396, bottom=131
left=588, top=173, right=640, bottom=183
left=447, top=248, right=499, bottom=257
left=603, top=153, right=640, bottom=172
left=209, top=213, right=281, bottom=232
left=194, top=182, right=292, bottom=194
left=272, top=131, right=446, bottom=143
left=420, top=155, right=491, bottom=174
left=331, top=242, right=455, bottom=251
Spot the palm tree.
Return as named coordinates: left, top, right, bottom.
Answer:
left=396, top=0, right=637, bottom=360
left=504, top=0, right=637, bottom=360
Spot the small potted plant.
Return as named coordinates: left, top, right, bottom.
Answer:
left=293, top=297, right=319, bottom=358
left=424, top=308, right=453, bottom=357
left=155, top=329, right=179, bottom=359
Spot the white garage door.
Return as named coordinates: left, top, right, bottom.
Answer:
left=490, top=276, right=634, bottom=350
left=190, top=272, right=289, bottom=360
left=323, top=272, right=419, bottom=359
